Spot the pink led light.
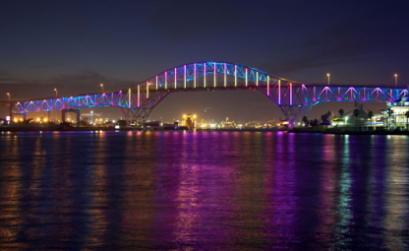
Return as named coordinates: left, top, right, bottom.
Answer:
left=128, top=88, right=132, bottom=108
left=165, top=71, right=168, bottom=89
left=156, top=76, right=158, bottom=90
left=224, top=63, right=227, bottom=87
left=290, top=82, right=292, bottom=105
left=137, top=85, right=140, bottom=107
left=234, top=65, right=237, bottom=87
left=174, top=68, right=177, bottom=89
left=184, top=65, right=187, bottom=89
left=267, top=76, right=270, bottom=96
left=313, top=87, right=316, bottom=101
left=278, top=80, right=281, bottom=104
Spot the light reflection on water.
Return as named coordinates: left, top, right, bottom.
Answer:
left=0, top=131, right=408, bottom=250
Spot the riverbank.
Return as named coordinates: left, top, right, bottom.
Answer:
left=0, top=126, right=289, bottom=132
left=290, top=128, right=409, bottom=135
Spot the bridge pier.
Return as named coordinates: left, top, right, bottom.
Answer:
left=62, top=108, right=80, bottom=127
left=278, top=105, right=311, bottom=126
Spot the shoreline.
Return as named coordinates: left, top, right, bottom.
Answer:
left=0, top=126, right=289, bottom=132
left=1, top=126, right=408, bottom=135
left=289, top=128, right=409, bottom=135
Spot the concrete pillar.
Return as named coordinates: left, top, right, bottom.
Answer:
left=62, top=108, right=80, bottom=127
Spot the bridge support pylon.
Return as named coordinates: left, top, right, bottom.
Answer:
left=279, top=105, right=311, bottom=126
left=62, top=108, right=80, bottom=127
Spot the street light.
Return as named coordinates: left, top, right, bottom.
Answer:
left=6, top=92, right=10, bottom=102
left=394, top=73, right=398, bottom=87
left=100, top=83, right=104, bottom=93
left=327, top=73, right=330, bottom=86
left=54, top=88, right=58, bottom=98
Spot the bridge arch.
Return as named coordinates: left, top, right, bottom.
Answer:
left=128, top=61, right=303, bottom=123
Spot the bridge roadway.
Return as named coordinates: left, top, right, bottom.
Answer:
left=1, top=61, right=407, bottom=124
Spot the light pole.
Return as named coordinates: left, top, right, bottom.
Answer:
left=6, top=92, right=11, bottom=122
left=100, top=83, right=104, bottom=93
left=394, top=74, right=398, bottom=87
left=327, top=73, right=330, bottom=86
left=54, top=88, right=58, bottom=98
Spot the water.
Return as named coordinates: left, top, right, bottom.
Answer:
left=0, top=131, right=408, bottom=250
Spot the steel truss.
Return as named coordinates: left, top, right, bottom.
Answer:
left=9, top=61, right=409, bottom=123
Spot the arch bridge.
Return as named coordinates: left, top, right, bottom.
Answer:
left=4, top=61, right=408, bottom=124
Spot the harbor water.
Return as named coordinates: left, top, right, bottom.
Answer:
left=0, top=131, right=408, bottom=250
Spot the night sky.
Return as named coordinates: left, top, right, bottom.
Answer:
left=1, top=0, right=409, bottom=122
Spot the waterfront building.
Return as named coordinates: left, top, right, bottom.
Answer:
left=384, top=96, right=409, bottom=129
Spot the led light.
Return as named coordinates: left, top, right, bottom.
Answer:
left=224, top=63, right=227, bottom=87
left=194, top=63, right=197, bottom=88
left=184, top=65, right=186, bottom=89
left=137, top=85, right=140, bottom=107
left=214, top=62, right=217, bottom=88
left=156, top=76, right=158, bottom=90
left=290, top=82, right=292, bottom=105
left=174, top=68, right=177, bottom=89
left=234, top=65, right=237, bottom=87
left=267, top=76, right=270, bottom=96
left=203, top=63, right=206, bottom=88
left=165, top=71, right=168, bottom=89
left=245, top=68, right=248, bottom=86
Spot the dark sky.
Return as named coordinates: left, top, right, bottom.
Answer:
left=1, top=0, right=408, bottom=122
